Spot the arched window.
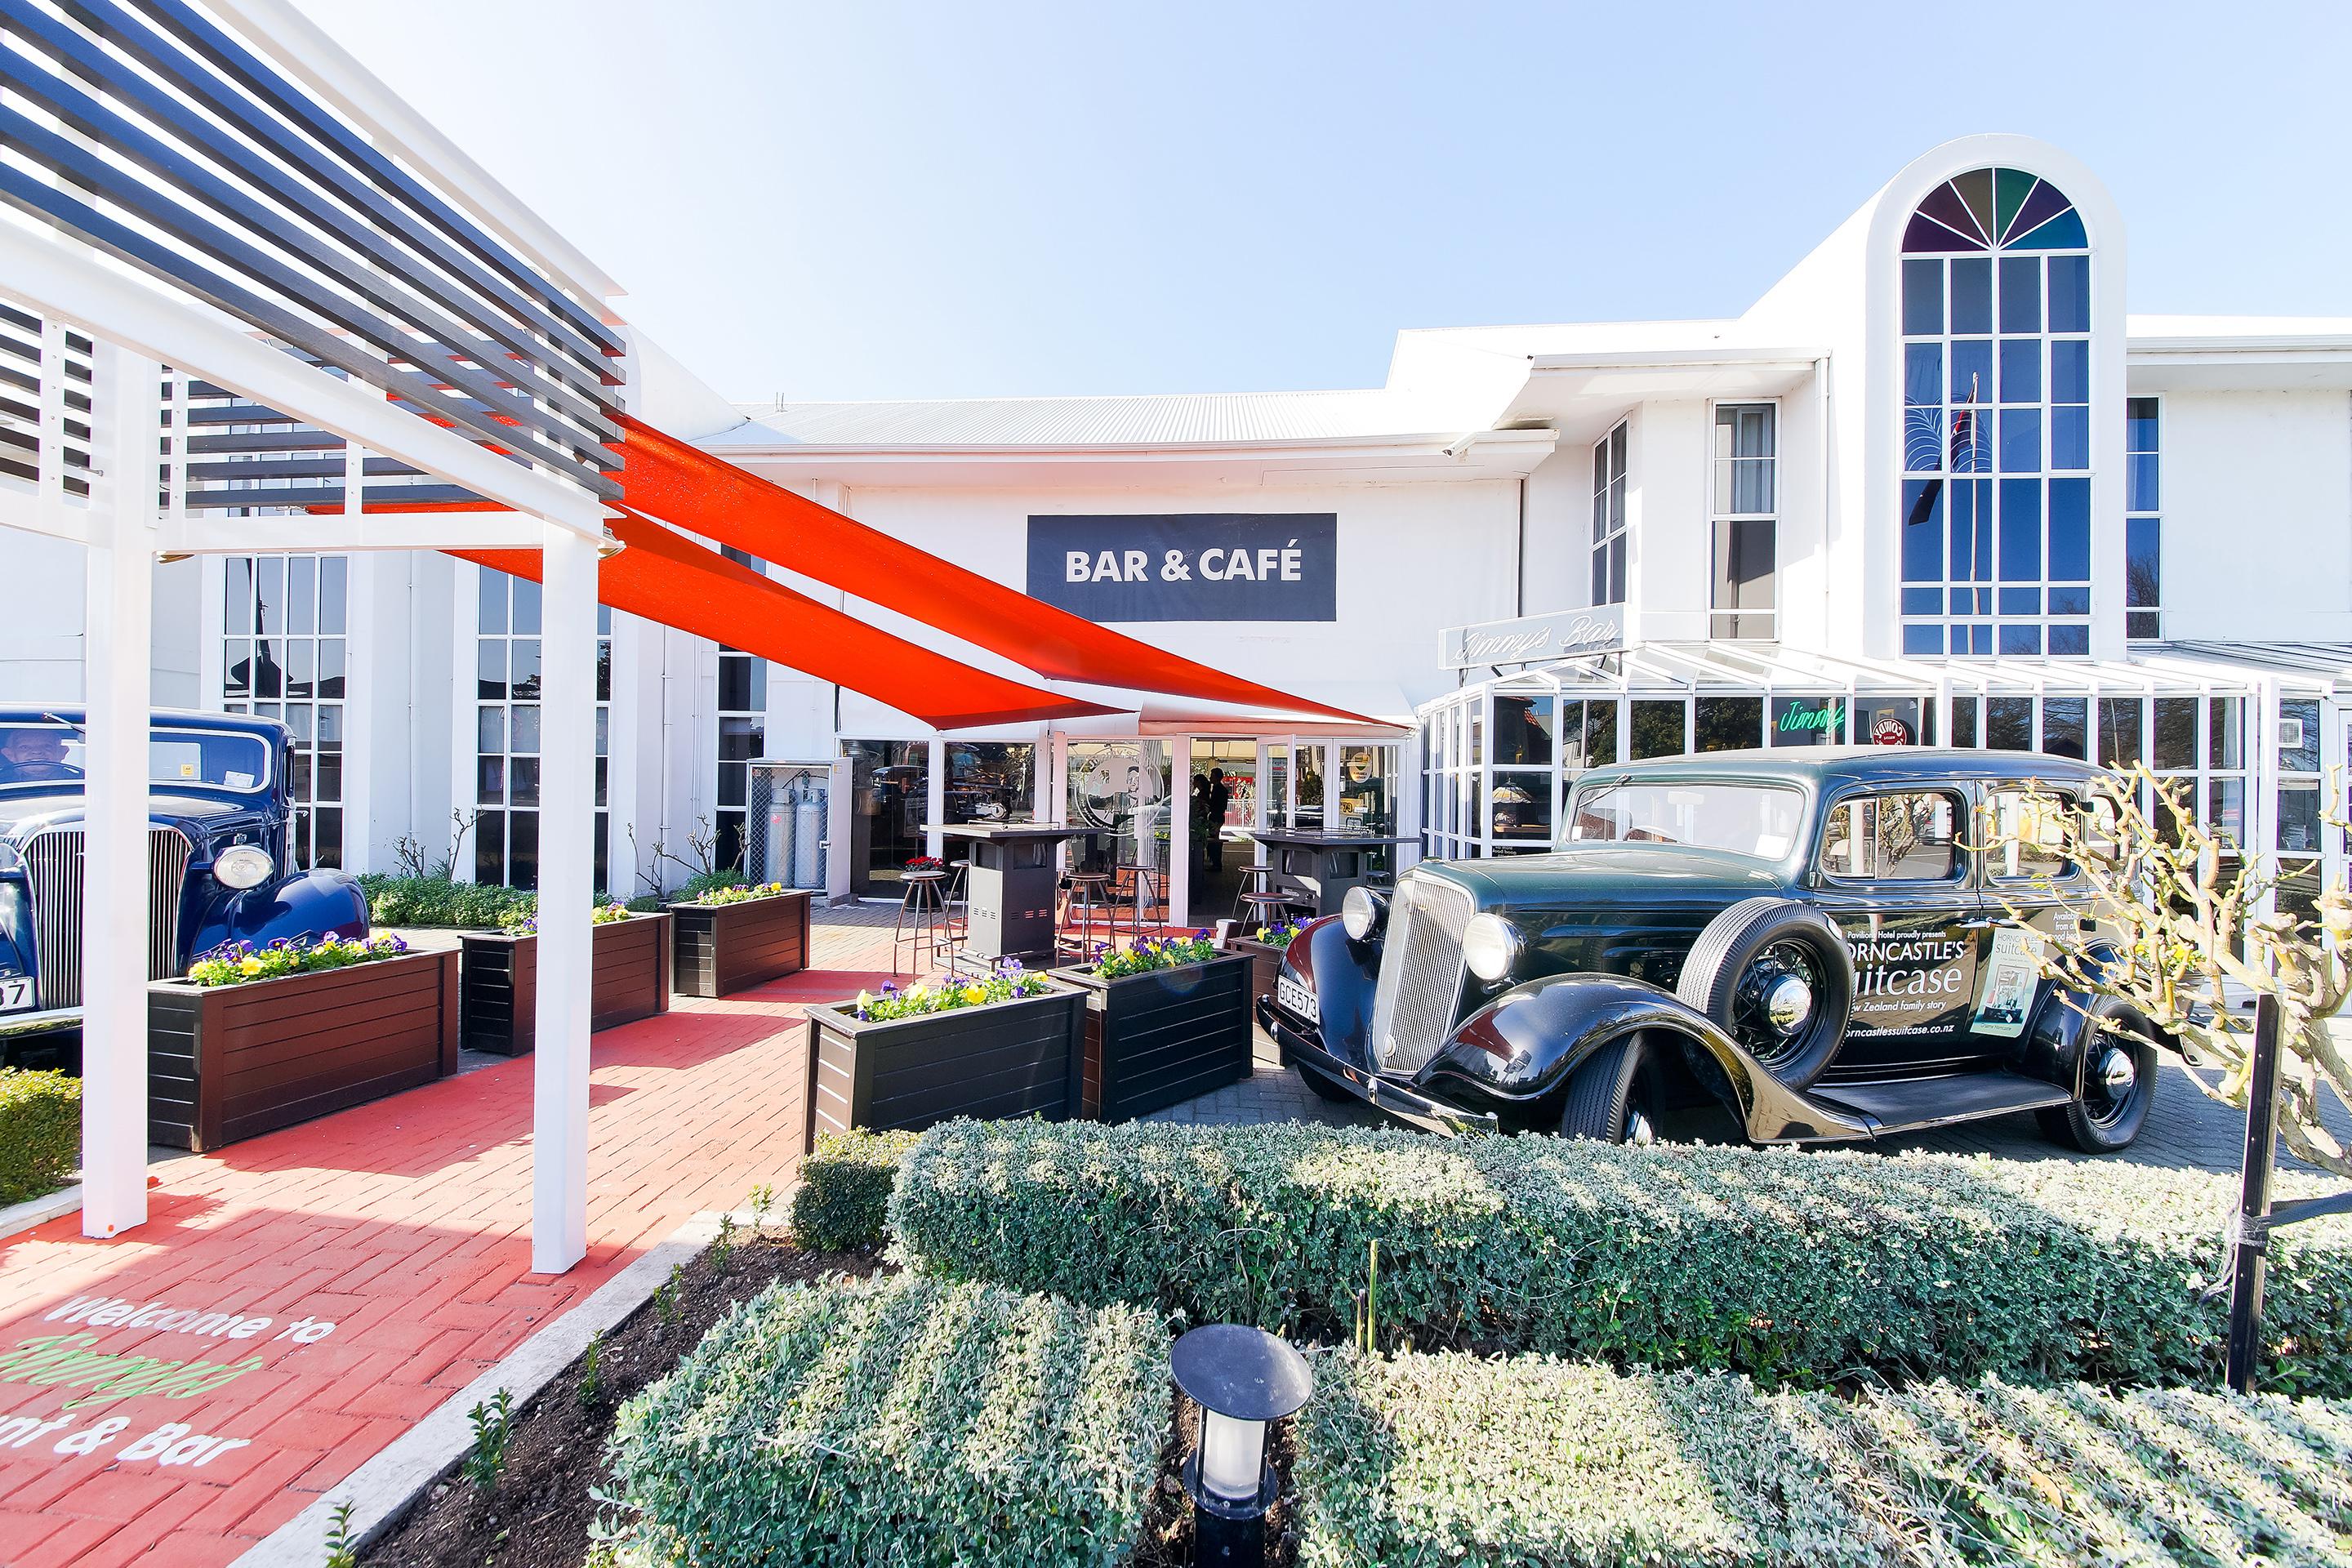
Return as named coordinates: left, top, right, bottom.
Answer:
left=1898, top=168, right=2091, bottom=657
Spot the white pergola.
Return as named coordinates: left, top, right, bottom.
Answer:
left=0, top=0, right=624, bottom=1273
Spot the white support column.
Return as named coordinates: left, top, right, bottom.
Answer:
left=925, top=739, right=946, bottom=862
left=531, top=521, right=598, bottom=1275
left=82, top=345, right=160, bottom=1241
left=1168, top=736, right=1192, bottom=929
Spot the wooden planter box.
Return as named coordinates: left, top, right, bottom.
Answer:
left=148, top=947, right=460, bottom=1152
left=1226, top=937, right=1290, bottom=1010
left=459, top=913, right=672, bottom=1055
left=669, top=889, right=813, bottom=998
left=1057, top=953, right=1254, bottom=1122
left=800, top=983, right=1086, bottom=1152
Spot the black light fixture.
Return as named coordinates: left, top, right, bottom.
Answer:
left=1170, top=1323, right=1313, bottom=1568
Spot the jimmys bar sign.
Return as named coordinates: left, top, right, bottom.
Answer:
left=1440, top=607, right=1626, bottom=670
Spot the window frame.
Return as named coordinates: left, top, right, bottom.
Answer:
left=1708, top=399, right=1779, bottom=640
left=1815, top=787, right=1970, bottom=886
left=2124, top=394, right=2161, bottom=641
left=1590, top=419, right=1629, bottom=608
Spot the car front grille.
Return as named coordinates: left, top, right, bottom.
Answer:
left=1368, top=871, right=1474, bottom=1074
left=24, top=826, right=194, bottom=1009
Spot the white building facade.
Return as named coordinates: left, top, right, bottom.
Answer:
left=6, top=134, right=2349, bottom=926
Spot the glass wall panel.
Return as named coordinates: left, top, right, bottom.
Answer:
left=1068, top=740, right=1173, bottom=880
left=1491, top=694, right=1555, bottom=766
left=1694, top=696, right=1763, bottom=751
left=945, top=742, right=1036, bottom=826
left=1631, top=700, right=1686, bottom=760
left=222, top=553, right=349, bottom=869
left=1770, top=696, right=1846, bottom=747
left=1337, top=744, right=1396, bottom=835
left=843, top=739, right=929, bottom=894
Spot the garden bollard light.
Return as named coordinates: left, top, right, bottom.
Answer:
left=1171, top=1323, right=1312, bottom=1568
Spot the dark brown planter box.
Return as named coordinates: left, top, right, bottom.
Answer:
left=1056, top=953, right=1254, bottom=1122
left=459, top=912, right=673, bottom=1055
left=147, top=947, right=460, bottom=1152
left=1226, top=937, right=1291, bottom=1009
left=800, top=982, right=1086, bottom=1153
left=669, top=889, right=813, bottom=998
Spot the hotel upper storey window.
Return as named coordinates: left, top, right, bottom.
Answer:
left=2125, top=397, right=2161, bottom=639
left=1897, top=167, right=2091, bottom=657
left=1710, top=403, right=1776, bottom=639
left=1591, top=421, right=1628, bottom=606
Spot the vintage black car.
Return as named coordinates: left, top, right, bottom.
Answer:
left=1257, top=747, right=2163, bottom=1152
left=0, top=708, right=368, bottom=1067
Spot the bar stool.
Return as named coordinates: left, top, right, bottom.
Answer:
left=1232, top=862, right=1303, bottom=929
left=1111, top=860, right=1160, bottom=938
left=1059, top=869, right=1114, bottom=958
left=894, top=867, right=952, bottom=976
left=942, top=858, right=971, bottom=940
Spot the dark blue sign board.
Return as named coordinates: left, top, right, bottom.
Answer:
left=1026, top=514, right=1338, bottom=622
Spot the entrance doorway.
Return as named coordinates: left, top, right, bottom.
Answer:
left=1186, top=738, right=1257, bottom=925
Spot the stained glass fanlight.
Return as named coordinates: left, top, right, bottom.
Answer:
left=1902, top=167, right=2086, bottom=252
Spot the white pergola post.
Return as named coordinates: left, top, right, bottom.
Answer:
left=82, top=345, right=161, bottom=1240
left=531, top=522, right=599, bottom=1274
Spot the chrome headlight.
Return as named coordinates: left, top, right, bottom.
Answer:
left=1340, top=885, right=1386, bottom=942
left=1460, top=913, right=1521, bottom=982
left=213, top=845, right=274, bottom=890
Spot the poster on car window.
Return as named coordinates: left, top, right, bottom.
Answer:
left=1971, top=926, right=2045, bottom=1038
left=1844, top=932, right=1978, bottom=1035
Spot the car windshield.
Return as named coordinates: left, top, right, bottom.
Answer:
left=1567, top=780, right=1804, bottom=860
left=0, top=724, right=271, bottom=793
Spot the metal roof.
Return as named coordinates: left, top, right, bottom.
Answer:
left=1429, top=641, right=2352, bottom=710
left=730, top=388, right=1452, bottom=450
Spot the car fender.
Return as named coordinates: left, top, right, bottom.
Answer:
left=2017, top=940, right=2143, bottom=1098
left=187, top=868, right=370, bottom=959
left=1276, top=914, right=1379, bottom=1069
left=1414, top=971, right=1873, bottom=1143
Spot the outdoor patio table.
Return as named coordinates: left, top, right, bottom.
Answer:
left=1247, top=829, right=1415, bottom=919
left=929, top=823, right=1089, bottom=963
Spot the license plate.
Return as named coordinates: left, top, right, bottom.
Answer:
left=0, top=977, right=30, bottom=1013
left=1276, top=971, right=1320, bottom=1024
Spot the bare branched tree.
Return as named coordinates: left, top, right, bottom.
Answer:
left=1984, top=762, right=2350, bottom=1179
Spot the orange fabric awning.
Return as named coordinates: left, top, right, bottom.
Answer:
left=617, top=416, right=1374, bottom=725
left=451, top=510, right=1120, bottom=730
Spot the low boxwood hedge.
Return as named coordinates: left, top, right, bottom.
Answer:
left=606, top=1274, right=1168, bottom=1566
left=889, top=1120, right=2352, bottom=1394
left=789, top=1129, right=918, bottom=1251
left=356, top=874, right=535, bottom=929
left=0, top=1068, right=80, bottom=1204
left=1293, top=1348, right=2352, bottom=1567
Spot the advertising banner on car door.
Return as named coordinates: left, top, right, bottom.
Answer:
left=1026, top=514, right=1338, bottom=622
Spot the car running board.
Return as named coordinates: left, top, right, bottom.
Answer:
left=1810, top=1071, right=2074, bottom=1139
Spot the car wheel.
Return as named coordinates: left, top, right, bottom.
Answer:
left=1676, top=897, right=1853, bottom=1092
left=2036, top=996, right=2160, bottom=1153
left=1298, top=1063, right=1361, bottom=1102
left=1557, top=1036, right=1659, bottom=1144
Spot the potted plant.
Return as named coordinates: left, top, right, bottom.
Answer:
left=799, top=962, right=1085, bottom=1149
left=149, top=933, right=459, bottom=1152
left=1226, top=917, right=1302, bottom=1008
left=667, top=880, right=814, bottom=998
left=1055, top=933, right=1254, bottom=1121
left=459, top=902, right=673, bottom=1055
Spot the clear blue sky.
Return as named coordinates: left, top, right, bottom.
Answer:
left=301, top=0, right=2352, bottom=405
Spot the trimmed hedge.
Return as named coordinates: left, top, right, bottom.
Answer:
left=1294, top=1348, right=2352, bottom=1567
left=889, top=1120, right=2352, bottom=1394
left=0, top=1068, right=80, bottom=1204
left=789, top=1129, right=917, bottom=1251
left=356, top=874, right=534, bottom=929
left=607, top=1275, right=1167, bottom=1567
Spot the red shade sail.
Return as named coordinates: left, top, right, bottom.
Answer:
left=617, top=416, right=1374, bottom=724
left=452, top=510, right=1121, bottom=730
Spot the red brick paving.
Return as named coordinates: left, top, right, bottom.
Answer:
left=0, top=916, right=911, bottom=1566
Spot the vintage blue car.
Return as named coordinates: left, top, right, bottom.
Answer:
left=1258, top=747, right=2163, bottom=1154
left=0, top=708, right=368, bottom=1066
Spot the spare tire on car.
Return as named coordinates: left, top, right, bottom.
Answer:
left=1675, top=896, right=1853, bottom=1090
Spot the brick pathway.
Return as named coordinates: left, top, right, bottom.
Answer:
left=0, top=914, right=909, bottom=1568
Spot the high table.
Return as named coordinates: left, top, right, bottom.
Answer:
left=1248, top=829, right=1416, bottom=919
left=928, top=823, right=1087, bottom=964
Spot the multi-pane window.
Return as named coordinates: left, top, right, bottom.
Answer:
left=1589, top=421, right=1628, bottom=607
left=2125, top=397, right=2161, bottom=639
left=715, top=546, right=769, bottom=876
left=222, top=555, right=347, bottom=867
left=474, top=569, right=612, bottom=893
left=1710, top=403, right=1777, bottom=639
left=1898, top=167, right=2091, bottom=657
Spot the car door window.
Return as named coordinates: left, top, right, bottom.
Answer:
left=1983, top=788, right=2078, bottom=882
left=1819, top=792, right=1962, bottom=881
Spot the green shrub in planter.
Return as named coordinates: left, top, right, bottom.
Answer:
left=889, top=1120, right=2352, bottom=1394
left=1293, top=1348, right=2352, bottom=1568
left=608, top=1275, right=1168, bottom=1568
left=0, top=1069, right=79, bottom=1204
left=789, top=1129, right=918, bottom=1251
left=356, top=874, right=535, bottom=929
